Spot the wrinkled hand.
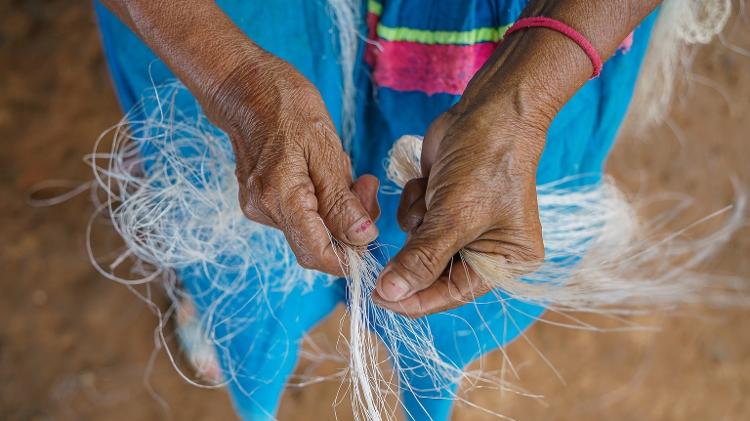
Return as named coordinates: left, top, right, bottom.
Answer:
left=211, top=53, right=380, bottom=276
left=373, top=96, right=547, bottom=317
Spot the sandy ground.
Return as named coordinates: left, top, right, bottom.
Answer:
left=1, top=2, right=748, bottom=420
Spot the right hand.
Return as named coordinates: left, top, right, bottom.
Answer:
left=99, top=1, right=380, bottom=276
left=208, top=52, right=380, bottom=276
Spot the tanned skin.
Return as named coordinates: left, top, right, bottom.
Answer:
left=100, top=0, right=661, bottom=317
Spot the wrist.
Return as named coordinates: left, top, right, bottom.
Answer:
left=450, top=25, right=598, bottom=160
left=477, top=30, right=591, bottom=115
left=205, top=49, right=322, bottom=156
left=202, top=47, right=270, bottom=130
left=121, top=0, right=268, bottom=131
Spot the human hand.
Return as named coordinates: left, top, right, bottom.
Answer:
left=369, top=0, right=665, bottom=316
left=211, top=53, right=380, bottom=276
left=373, top=100, right=546, bottom=317
left=98, top=1, right=381, bottom=276
left=371, top=26, right=581, bottom=316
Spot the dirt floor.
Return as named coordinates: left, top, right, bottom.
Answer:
left=1, top=2, right=748, bottom=420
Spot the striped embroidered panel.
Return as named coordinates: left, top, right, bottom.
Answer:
left=365, top=0, right=511, bottom=95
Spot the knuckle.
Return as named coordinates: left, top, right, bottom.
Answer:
left=278, top=182, right=316, bottom=226
left=523, top=222, right=546, bottom=263
left=404, top=210, right=424, bottom=232
left=288, top=83, right=325, bottom=107
left=298, top=244, right=338, bottom=274
left=288, top=228, right=335, bottom=274
left=425, top=110, right=457, bottom=141
left=239, top=184, right=263, bottom=219
left=404, top=309, right=427, bottom=319
left=306, top=246, right=327, bottom=269
left=243, top=173, right=264, bottom=197
left=240, top=173, right=280, bottom=223
left=329, top=188, right=351, bottom=215
left=526, top=250, right=545, bottom=273
left=291, top=237, right=318, bottom=270
left=296, top=253, right=317, bottom=270
left=259, top=187, right=279, bottom=210
left=244, top=174, right=269, bottom=206
left=508, top=236, right=545, bottom=274
left=322, top=188, right=356, bottom=226
left=529, top=238, right=545, bottom=262
left=460, top=279, right=491, bottom=301
left=402, top=177, right=426, bottom=198
left=397, top=245, right=442, bottom=287
left=240, top=202, right=265, bottom=222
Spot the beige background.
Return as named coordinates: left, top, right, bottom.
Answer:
left=1, top=2, right=748, bottom=420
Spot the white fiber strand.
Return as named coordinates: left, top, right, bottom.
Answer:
left=88, top=84, right=324, bottom=292
left=629, top=0, right=732, bottom=130
left=89, top=5, right=748, bottom=409
left=326, top=0, right=363, bottom=151
left=89, top=82, right=748, bottom=420
left=340, top=244, right=534, bottom=421
left=386, top=135, right=748, bottom=315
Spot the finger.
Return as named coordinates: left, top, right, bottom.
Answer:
left=373, top=257, right=491, bottom=317
left=396, top=177, right=427, bottom=231
left=238, top=174, right=279, bottom=228
left=420, top=111, right=457, bottom=176
left=351, top=174, right=381, bottom=221
left=309, top=149, right=379, bottom=247
left=402, top=196, right=427, bottom=234
left=239, top=164, right=343, bottom=274
left=279, top=180, right=347, bottom=276
left=375, top=213, right=464, bottom=303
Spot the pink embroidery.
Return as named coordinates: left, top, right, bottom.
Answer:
left=364, top=14, right=637, bottom=95
left=368, top=40, right=497, bottom=95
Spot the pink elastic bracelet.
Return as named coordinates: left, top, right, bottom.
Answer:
left=504, top=16, right=603, bottom=79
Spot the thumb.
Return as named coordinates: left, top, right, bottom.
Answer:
left=376, top=215, right=462, bottom=302
left=351, top=174, right=381, bottom=222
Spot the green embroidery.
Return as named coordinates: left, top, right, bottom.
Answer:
left=368, top=0, right=382, bottom=16
left=376, top=23, right=511, bottom=45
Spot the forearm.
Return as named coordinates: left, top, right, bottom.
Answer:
left=99, top=0, right=265, bottom=121
left=459, top=0, right=661, bottom=151
left=522, top=1, right=662, bottom=63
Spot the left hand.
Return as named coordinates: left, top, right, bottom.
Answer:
left=370, top=0, right=660, bottom=317
left=371, top=23, right=573, bottom=317
left=372, top=94, right=547, bottom=317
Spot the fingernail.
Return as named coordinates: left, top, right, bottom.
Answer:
left=377, top=270, right=410, bottom=302
left=346, top=217, right=377, bottom=243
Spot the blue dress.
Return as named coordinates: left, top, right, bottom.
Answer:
left=94, top=1, right=657, bottom=419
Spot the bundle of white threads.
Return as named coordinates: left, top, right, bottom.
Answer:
left=629, top=0, right=732, bottom=131
left=90, top=86, right=746, bottom=420
left=386, top=135, right=747, bottom=315
left=89, top=0, right=747, bottom=408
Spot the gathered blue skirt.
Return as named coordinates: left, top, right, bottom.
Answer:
left=94, top=1, right=657, bottom=419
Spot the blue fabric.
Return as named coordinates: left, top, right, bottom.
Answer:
left=94, top=3, right=347, bottom=419
left=94, top=1, right=657, bottom=419
left=378, top=0, right=524, bottom=32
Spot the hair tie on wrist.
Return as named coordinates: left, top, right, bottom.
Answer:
left=504, top=16, right=603, bottom=79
